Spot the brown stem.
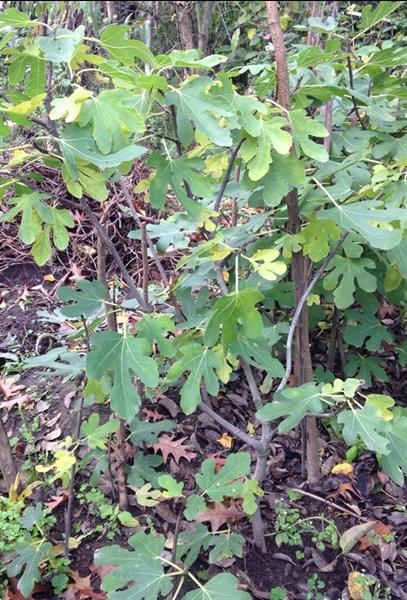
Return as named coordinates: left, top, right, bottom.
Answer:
left=121, top=180, right=185, bottom=322
left=107, top=434, right=117, bottom=502
left=174, top=0, right=195, bottom=50
left=97, top=235, right=117, bottom=331
left=347, top=54, right=366, bottom=129
left=213, top=140, right=243, bottom=212
left=171, top=496, right=187, bottom=564
left=116, top=420, right=129, bottom=511
left=141, top=222, right=149, bottom=306
left=98, top=242, right=129, bottom=511
left=0, top=417, right=18, bottom=491
left=62, top=197, right=149, bottom=310
left=307, top=1, right=319, bottom=46
left=197, top=1, right=215, bottom=54
left=267, top=0, right=319, bottom=484
left=327, top=306, right=340, bottom=373
left=324, top=99, right=333, bottom=152
left=231, top=165, right=240, bottom=227
left=214, top=264, right=269, bottom=551
left=64, top=316, right=89, bottom=558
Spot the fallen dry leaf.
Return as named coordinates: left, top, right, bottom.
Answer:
left=331, top=462, right=353, bottom=476
left=218, top=432, right=234, bottom=449
left=359, top=522, right=393, bottom=551
left=348, top=571, right=370, bottom=600
left=327, top=482, right=354, bottom=500
left=196, top=501, right=244, bottom=532
left=152, top=434, right=196, bottom=464
left=89, top=563, right=114, bottom=580
left=66, top=570, right=106, bottom=599
left=142, top=407, right=163, bottom=422
left=44, top=493, right=69, bottom=510
left=378, top=299, right=394, bottom=319
left=0, top=377, right=28, bottom=410
left=207, top=453, right=227, bottom=470
left=340, top=522, right=376, bottom=553
left=43, top=427, right=62, bottom=441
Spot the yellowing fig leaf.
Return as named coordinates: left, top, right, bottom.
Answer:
left=365, top=394, right=394, bottom=421
left=49, top=87, right=92, bottom=122
left=331, top=463, right=353, bottom=476
left=248, top=248, right=287, bottom=281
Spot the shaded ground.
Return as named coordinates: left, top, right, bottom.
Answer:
left=1, top=258, right=406, bottom=599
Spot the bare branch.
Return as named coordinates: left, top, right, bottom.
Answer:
left=213, top=140, right=243, bottom=212
left=276, top=233, right=348, bottom=394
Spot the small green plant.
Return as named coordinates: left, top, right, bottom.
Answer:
left=350, top=573, right=392, bottom=600
left=0, top=497, right=25, bottom=553
left=274, top=502, right=339, bottom=553
left=306, top=574, right=327, bottom=600
left=270, top=586, right=288, bottom=600
left=0, top=496, right=66, bottom=597
left=77, top=484, right=136, bottom=539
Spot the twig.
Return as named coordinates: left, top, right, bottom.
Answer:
left=116, top=420, right=129, bottom=510
left=327, top=306, right=340, bottom=373
left=97, top=234, right=117, bottom=331
left=171, top=496, right=187, bottom=564
left=231, top=165, right=240, bottom=227
left=289, top=488, right=370, bottom=522
left=141, top=222, right=149, bottom=306
left=213, top=140, right=243, bottom=212
left=200, top=389, right=261, bottom=450
left=62, top=197, right=149, bottom=310
left=169, top=106, right=183, bottom=157
left=346, top=55, right=366, bottom=129
left=120, top=180, right=185, bottom=321
left=64, top=316, right=89, bottom=558
left=212, top=265, right=270, bottom=551
left=276, top=232, right=348, bottom=394
left=107, top=434, right=117, bottom=502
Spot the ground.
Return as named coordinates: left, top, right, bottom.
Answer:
left=0, top=252, right=406, bottom=599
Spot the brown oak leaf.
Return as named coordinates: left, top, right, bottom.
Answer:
left=327, top=482, right=354, bottom=500
left=359, top=522, right=393, bottom=550
left=0, top=377, right=28, bottom=409
left=142, top=407, right=163, bottom=422
left=44, top=493, right=69, bottom=510
left=65, top=570, right=106, bottom=600
left=196, top=501, right=244, bottom=532
left=152, top=434, right=196, bottom=464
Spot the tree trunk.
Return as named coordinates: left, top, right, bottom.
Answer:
left=106, top=1, right=117, bottom=22
left=0, top=417, right=18, bottom=491
left=197, top=1, right=215, bottom=54
left=266, top=1, right=320, bottom=484
left=174, top=1, right=195, bottom=50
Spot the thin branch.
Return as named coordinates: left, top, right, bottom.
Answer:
left=62, top=197, right=149, bottom=310
left=64, top=316, right=89, bottom=558
left=120, top=180, right=185, bottom=321
left=214, top=263, right=228, bottom=295
left=346, top=54, right=366, bottom=129
left=213, top=140, right=243, bottom=212
left=276, top=232, right=348, bottom=394
left=289, top=488, right=370, bottom=522
left=213, top=261, right=270, bottom=550
left=141, top=222, right=149, bottom=306
left=171, top=496, right=187, bottom=564
left=200, top=389, right=261, bottom=450
left=213, top=139, right=244, bottom=210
